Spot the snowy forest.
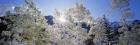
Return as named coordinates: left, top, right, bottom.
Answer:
left=0, top=0, right=140, bottom=45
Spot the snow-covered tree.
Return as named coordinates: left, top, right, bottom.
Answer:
left=111, top=0, right=139, bottom=45
left=0, top=0, right=51, bottom=45
left=65, top=3, right=94, bottom=33
left=118, top=20, right=140, bottom=45
left=88, top=15, right=110, bottom=45
left=44, top=3, right=91, bottom=45
left=130, top=20, right=140, bottom=45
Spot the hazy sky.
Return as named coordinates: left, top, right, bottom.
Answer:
left=0, top=0, right=140, bottom=22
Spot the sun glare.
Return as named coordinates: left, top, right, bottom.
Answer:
left=59, top=15, right=66, bottom=23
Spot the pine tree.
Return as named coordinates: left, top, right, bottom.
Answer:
left=89, top=15, right=110, bottom=45
left=130, top=21, right=140, bottom=45
left=65, top=3, right=94, bottom=33
left=111, top=0, right=137, bottom=45
left=44, top=3, right=91, bottom=45
left=0, top=0, right=51, bottom=45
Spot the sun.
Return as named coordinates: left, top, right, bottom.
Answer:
left=59, top=15, right=66, bottom=23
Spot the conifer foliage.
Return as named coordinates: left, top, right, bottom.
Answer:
left=0, top=0, right=139, bottom=45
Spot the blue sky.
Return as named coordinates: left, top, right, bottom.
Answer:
left=0, top=0, right=140, bottom=22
